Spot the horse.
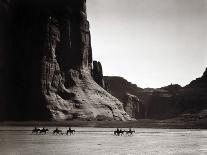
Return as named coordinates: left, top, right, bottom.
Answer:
left=32, top=127, right=40, bottom=134
left=39, top=128, right=49, bottom=134
left=114, top=130, right=119, bottom=136
left=66, top=128, right=75, bottom=135
left=114, top=129, right=125, bottom=136
left=53, top=128, right=63, bottom=135
left=125, top=130, right=135, bottom=136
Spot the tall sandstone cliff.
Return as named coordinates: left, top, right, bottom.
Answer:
left=0, top=0, right=131, bottom=121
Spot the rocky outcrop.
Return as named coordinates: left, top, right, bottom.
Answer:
left=0, top=0, right=131, bottom=121
left=123, top=93, right=145, bottom=119
left=92, top=61, right=105, bottom=88
left=104, top=76, right=143, bottom=102
left=104, top=76, right=145, bottom=118
left=186, top=68, right=207, bottom=89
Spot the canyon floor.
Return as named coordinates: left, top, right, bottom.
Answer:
left=1, top=117, right=207, bottom=129
left=0, top=127, right=207, bottom=155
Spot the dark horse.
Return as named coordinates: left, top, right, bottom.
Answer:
left=39, top=128, right=49, bottom=134
left=114, top=129, right=125, bottom=136
left=53, top=128, right=63, bottom=135
left=66, top=128, right=75, bottom=135
left=125, top=129, right=135, bottom=136
left=32, top=127, right=40, bottom=134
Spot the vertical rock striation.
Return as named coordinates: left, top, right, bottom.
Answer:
left=0, top=0, right=131, bottom=121
left=92, top=61, right=105, bottom=88
left=123, top=93, right=144, bottom=119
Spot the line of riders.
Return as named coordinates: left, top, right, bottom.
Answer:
left=32, top=127, right=135, bottom=136
left=32, top=127, right=75, bottom=135
left=114, top=128, right=135, bottom=136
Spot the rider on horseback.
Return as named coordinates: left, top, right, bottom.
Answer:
left=66, top=127, right=75, bottom=135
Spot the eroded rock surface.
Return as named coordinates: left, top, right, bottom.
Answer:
left=105, top=68, right=207, bottom=119
left=0, top=0, right=131, bottom=121
left=92, top=61, right=105, bottom=88
left=123, top=93, right=144, bottom=119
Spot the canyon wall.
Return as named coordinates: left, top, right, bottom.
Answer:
left=105, top=68, right=207, bottom=119
left=0, top=0, right=131, bottom=121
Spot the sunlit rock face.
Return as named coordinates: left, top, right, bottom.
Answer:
left=0, top=0, right=131, bottom=121
left=123, top=93, right=144, bottom=119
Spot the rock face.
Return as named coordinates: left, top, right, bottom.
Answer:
left=104, top=76, right=143, bottom=102
left=92, top=61, right=105, bottom=88
left=123, top=93, right=145, bottom=119
left=0, top=0, right=131, bottom=121
left=186, top=68, right=207, bottom=89
left=104, top=76, right=145, bottom=118
left=105, top=68, right=207, bottom=119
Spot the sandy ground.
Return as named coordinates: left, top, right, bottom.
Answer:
left=0, top=127, right=207, bottom=155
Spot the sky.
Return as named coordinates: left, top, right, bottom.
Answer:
left=87, top=0, right=207, bottom=88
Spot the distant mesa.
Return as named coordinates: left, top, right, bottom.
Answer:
left=104, top=68, right=207, bottom=119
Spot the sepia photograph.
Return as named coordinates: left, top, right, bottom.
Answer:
left=0, top=0, right=207, bottom=154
